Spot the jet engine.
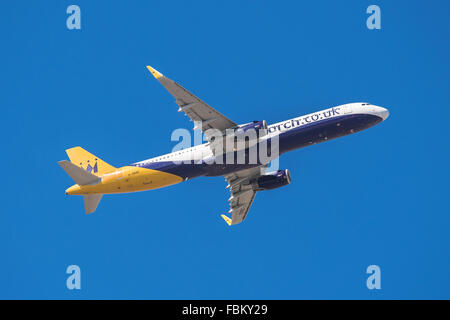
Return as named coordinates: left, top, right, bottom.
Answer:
left=252, top=169, right=291, bottom=191
left=209, top=120, right=269, bottom=155
left=235, top=120, right=268, bottom=138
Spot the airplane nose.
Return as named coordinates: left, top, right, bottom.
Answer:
left=373, top=106, right=389, bottom=121
left=380, top=107, right=389, bottom=120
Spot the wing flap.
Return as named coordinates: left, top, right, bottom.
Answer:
left=221, top=166, right=266, bottom=225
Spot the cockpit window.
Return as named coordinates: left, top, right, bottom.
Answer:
left=362, top=103, right=370, bottom=106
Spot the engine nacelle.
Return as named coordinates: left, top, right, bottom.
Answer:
left=210, top=121, right=268, bottom=154
left=252, top=169, right=291, bottom=191
left=235, top=120, right=268, bottom=138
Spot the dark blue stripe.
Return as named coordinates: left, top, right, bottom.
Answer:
left=278, top=113, right=382, bottom=154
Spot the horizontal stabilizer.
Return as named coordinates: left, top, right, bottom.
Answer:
left=58, top=160, right=101, bottom=186
left=84, top=194, right=103, bottom=214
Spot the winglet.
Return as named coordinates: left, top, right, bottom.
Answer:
left=221, top=214, right=232, bottom=226
left=146, top=66, right=163, bottom=79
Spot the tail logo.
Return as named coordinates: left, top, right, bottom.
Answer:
left=80, top=159, right=98, bottom=174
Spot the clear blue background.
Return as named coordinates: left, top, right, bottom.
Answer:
left=1, top=0, right=449, bottom=299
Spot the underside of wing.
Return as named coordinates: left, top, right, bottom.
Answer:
left=221, top=166, right=266, bottom=225
left=146, top=66, right=237, bottom=137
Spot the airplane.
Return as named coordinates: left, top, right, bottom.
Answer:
left=58, top=66, right=389, bottom=226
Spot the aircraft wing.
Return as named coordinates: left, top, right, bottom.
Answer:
left=221, top=166, right=266, bottom=226
left=147, top=66, right=237, bottom=138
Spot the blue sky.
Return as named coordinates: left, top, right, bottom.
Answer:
left=1, top=0, right=449, bottom=299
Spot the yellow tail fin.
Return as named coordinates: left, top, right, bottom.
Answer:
left=65, top=147, right=116, bottom=177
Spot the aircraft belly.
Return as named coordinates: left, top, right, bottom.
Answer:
left=116, top=167, right=183, bottom=193
left=78, top=167, right=183, bottom=194
left=278, top=113, right=383, bottom=154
